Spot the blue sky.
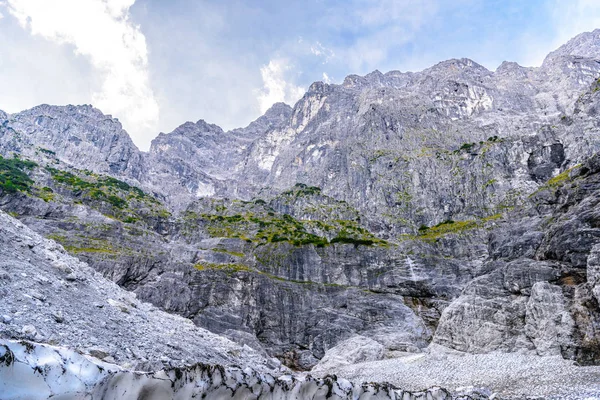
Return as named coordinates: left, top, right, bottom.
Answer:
left=0, top=0, right=599, bottom=150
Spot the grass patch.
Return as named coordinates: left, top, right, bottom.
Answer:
left=194, top=262, right=252, bottom=273
left=0, top=155, right=37, bottom=194
left=45, top=166, right=168, bottom=222
left=546, top=167, right=577, bottom=187
left=409, top=214, right=503, bottom=242
left=63, top=246, right=119, bottom=255
left=37, top=186, right=55, bottom=202
left=530, top=165, right=580, bottom=197
left=212, top=248, right=245, bottom=258
left=281, top=183, right=322, bottom=197
left=202, top=211, right=386, bottom=248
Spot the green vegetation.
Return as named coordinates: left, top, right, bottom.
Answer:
left=37, top=186, right=55, bottom=202
left=484, top=178, right=497, bottom=188
left=409, top=214, right=503, bottom=242
left=193, top=261, right=348, bottom=287
left=44, top=166, right=169, bottom=224
left=593, top=78, right=600, bottom=93
left=38, top=148, right=56, bottom=156
left=194, top=203, right=387, bottom=248
left=63, top=245, right=119, bottom=255
left=416, top=219, right=478, bottom=240
left=0, top=155, right=37, bottom=194
left=211, top=248, right=246, bottom=258
left=454, top=136, right=503, bottom=154
left=46, top=167, right=156, bottom=203
left=281, top=183, right=322, bottom=197
left=530, top=165, right=580, bottom=197
left=546, top=166, right=577, bottom=187
left=46, top=234, right=121, bottom=255
left=194, top=262, right=252, bottom=273
left=203, top=212, right=331, bottom=247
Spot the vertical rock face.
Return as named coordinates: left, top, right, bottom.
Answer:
left=144, top=103, right=293, bottom=208
left=588, top=244, right=600, bottom=304
left=2, top=29, right=600, bottom=376
left=525, top=282, right=575, bottom=356
left=0, top=104, right=144, bottom=180
left=433, top=155, right=600, bottom=363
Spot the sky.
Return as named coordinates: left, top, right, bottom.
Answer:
left=0, top=0, right=599, bottom=150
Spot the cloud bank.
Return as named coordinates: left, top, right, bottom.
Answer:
left=5, top=0, right=158, bottom=149
left=2, top=0, right=600, bottom=150
left=257, top=59, right=305, bottom=114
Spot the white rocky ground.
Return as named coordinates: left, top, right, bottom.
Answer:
left=0, top=210, right=486, bottom=399
left=311, top=341, right=600, bottom=399
left=0, top=210, right=277, bottom=373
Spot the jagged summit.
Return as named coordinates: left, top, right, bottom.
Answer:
left=166, top=119, right=224, bottom=139
left=262, top=101, right=293, bottom=118
left=232, top=101, right=293, bottom=138
left=543, top=28, right=600, bottom=64
left=423, top=58, right=491, bottom=75
left=3, top=30, right=600, bottom=398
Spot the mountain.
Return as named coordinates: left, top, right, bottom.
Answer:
left=0, top=209, right=467, bottom=400
left=2, top=30, right=600, bottom=398
left=0, top=208, right=273, bottom=371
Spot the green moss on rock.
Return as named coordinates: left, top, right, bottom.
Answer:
left=0, top=155, right=37, bottom=194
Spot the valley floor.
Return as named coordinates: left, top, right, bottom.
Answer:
left=312, top=347, right=600, bottom=399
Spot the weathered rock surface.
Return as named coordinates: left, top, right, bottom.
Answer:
left=0, top=104, right=144, bottom=180
left=313, top=345, right=600, bottom=399
left=0, top=210, right=273, bottom=373
left=1, top=30, right=600, bottom=390
left=311, top=335, right=386, bottom=373
left=0, top=340, right=480, bottom=400
left=433, top=154, right=600, bottom=363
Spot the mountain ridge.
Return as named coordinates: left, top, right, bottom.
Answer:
left=2, top=30, right=600, bottom=386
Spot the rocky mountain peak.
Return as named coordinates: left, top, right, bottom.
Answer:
left=543, top=29, right=600, bottom=66
left=237, top=102, right=292, bottom=136
left=174, top=119, right=224, bottom=137
left=495, top=60, right=526, bottom=73
left=263, top=102, right=293, bottom=119
left=422, top=58, right=491, bottom=82
left=0, top=103, right=143, bottom=179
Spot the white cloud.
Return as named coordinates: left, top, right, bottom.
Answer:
left=322, top=72, right=332, bottom=84
left=4, top=0, right=158, bottom=150
left=551, top=0, right=600, bottom=46
left=310, top=41, right=335, bottom=63
left=257, top=59, right=305, bottom=113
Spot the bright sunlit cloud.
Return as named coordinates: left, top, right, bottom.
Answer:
left=4, top=0, right=158, bottom=149
left=1, top=0, right=600, bottom=149
left=257, top=59, right=305, bottom=114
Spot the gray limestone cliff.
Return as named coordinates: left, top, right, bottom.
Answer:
left=2, top=30, right=600, bottom=398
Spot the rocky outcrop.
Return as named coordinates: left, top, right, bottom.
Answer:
left=0, top=104, right=144, bottom=180
left=311, top=336, right=386, bottom=373
left=433, top=155, right=600, bottom=363
left=2, top=30, right=600, bottom=380
left=0, top=209, right=273, bottom=372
